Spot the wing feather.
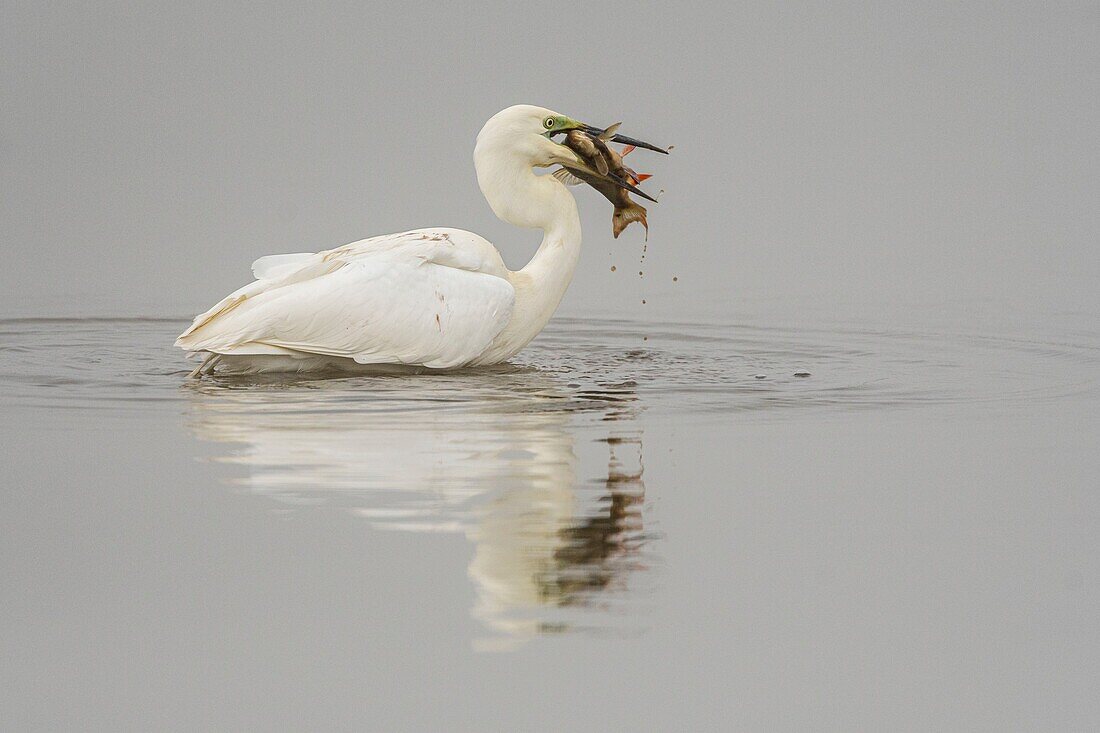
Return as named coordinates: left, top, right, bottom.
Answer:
left=252, top=252, right=314, bottom=280
left=177, top=229, right=514, bottom=368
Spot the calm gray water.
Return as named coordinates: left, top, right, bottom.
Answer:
left=2, top=312, right=1099, bottom=730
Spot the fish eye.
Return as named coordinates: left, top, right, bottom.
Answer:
left=544, top=117, right=555, bottom=129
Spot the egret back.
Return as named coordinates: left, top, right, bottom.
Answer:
left=176, top=229, right=515, bottom=369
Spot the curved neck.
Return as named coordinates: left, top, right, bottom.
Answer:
left=475, top=145, right=582, bottom=353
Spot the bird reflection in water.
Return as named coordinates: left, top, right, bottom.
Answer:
left=182, top=368, right=657, bottom=649
left=546, top=437, right=647, bottom=601
left=466, top=427, right=649, bottom=649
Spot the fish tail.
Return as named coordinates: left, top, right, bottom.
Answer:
left=612, top=203, right=648, bottom=239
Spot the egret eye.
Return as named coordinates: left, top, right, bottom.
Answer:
left=544, top=117, right=555, bottom=129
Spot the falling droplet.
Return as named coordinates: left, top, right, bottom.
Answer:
left=672, top=276, right=678, bottom=282
left=610, top=265, right=617, bottom=272
left=641, top=299, right=647, bottom=305
left=642, top=336, right=649, bottom=341
left=638, top=271, right=644, bottom=277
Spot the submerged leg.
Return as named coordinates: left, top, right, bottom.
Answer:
left=187, top=352, right=220, bottom=379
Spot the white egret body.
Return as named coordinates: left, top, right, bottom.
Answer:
left=176, top=105, right=600, bottom=374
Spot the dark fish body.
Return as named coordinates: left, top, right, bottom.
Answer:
left=562, top=130, right=648, bottom=239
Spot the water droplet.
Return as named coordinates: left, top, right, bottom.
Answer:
left=638, top=271, right=644, bottom=277
left=610, top=265, right=617, bottom=272
left=794, top=371, right=811, bottom=378
left=641, top=299, right=647, bottom=305
left=672, top=276, right=678, bottom=282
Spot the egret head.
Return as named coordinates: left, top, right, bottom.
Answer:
left=476, top=104, right=665, bottom=169
left=474, top=105, right=666, bottom=231
left=475, top=105, right=584, bottom=169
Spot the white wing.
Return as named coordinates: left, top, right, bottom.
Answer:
left=176, top=229, right=515, bottom=369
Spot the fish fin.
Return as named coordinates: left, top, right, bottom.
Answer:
left=598, top=122, right=622, bottom=141
left=593, top=154, right=609, bottom=176
left=620, top=144, right=635, bottom=157
left=552, top=168, right=585, bottom=186
left=635, top=173, right=652, bottom=182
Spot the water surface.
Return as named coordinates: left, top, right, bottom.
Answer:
left=2, top=313, right=1098, bottom=729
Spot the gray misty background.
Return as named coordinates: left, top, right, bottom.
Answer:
left=2, top=1, right=1097, bottom=322
left=3, top=4, right=1100, bottom=730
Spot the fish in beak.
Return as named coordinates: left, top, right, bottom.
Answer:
left=577, top=124, right=670, bottom=155
left=551, top=124, right=666, bottom=238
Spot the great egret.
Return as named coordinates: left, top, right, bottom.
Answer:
left=176, top=105, right=665, bottom=375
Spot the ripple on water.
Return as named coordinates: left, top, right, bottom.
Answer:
left=1, top=314, right=1098, bottom=645
left=0, top=315, right=1097, bottom=418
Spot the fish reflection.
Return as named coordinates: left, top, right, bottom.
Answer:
left=467, top=432, right=648, bottom=648
left=182, top=369, right=655, bottom=647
